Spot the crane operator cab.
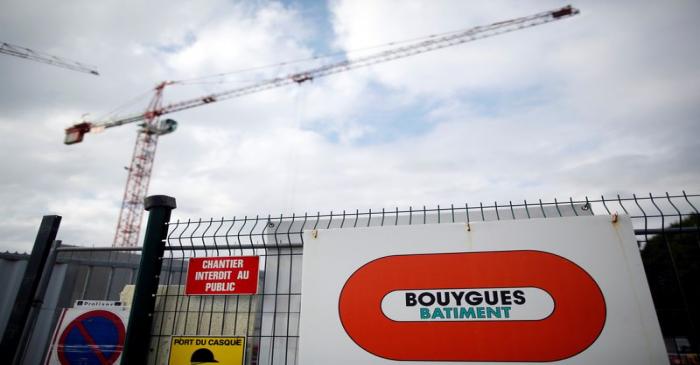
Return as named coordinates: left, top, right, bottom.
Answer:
left=151, top=118, right=178, bottom=136
left=139, top=118, right=178, bottom=136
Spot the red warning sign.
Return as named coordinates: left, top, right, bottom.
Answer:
left=185, top=256, right=259, bottom=295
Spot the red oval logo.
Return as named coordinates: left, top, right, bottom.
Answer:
left=338, top=250, right=606, bottom=362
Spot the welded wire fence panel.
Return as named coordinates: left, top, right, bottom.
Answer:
left=145, top=192, right=699, bottom=365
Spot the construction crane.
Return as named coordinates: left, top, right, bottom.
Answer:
left=64, top=5, right=579, bottom=247
left=1, top=42, right=99, bottom=75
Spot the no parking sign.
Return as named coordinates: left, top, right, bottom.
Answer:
left=45, top=303, right=129, bottom=365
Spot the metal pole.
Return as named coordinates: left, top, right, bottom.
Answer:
left=16, top=240, right=62, bottom=364
left=121, top=195, right=176, bottom=365
left=0, top=215, right=61, bottom=365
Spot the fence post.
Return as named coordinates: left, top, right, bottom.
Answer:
left=16, top=239, right=62, bottom=364
left=0, top=215, right=61, bottom=365
left=121, top=195, right=176, bottom=365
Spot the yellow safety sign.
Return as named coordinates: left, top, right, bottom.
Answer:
left=168, top=336, right=245, bottom=365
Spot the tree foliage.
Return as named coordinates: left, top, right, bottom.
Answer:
left=641, top=214, right=700, bottom=351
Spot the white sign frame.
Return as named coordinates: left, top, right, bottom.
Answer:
left=298, top=215, right=668, bottom=364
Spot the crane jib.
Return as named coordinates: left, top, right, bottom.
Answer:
left=65, top=4, right=580, bottom=141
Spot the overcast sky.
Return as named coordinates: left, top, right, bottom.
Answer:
left=1, top=0, right=698, bottom=251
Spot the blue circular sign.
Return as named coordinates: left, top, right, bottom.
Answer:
left=57, top=310, right=126, bottom=365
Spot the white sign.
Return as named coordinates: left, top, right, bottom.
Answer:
left=381, top=286, right=554, bottom=322
left=74, top=300, right=126, bottom=308
left=298, top=215, right=668, bottom=364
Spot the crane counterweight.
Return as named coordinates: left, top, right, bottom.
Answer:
left=64, top=122, right=93, bottom=145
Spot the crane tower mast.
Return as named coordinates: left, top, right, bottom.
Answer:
left=65, top=5, right=579, bottom=247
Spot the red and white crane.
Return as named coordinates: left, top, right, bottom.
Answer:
left=64, top=5, right=579, bottom=247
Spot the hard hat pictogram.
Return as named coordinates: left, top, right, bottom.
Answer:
left=191, top=348, right=219, bottom=364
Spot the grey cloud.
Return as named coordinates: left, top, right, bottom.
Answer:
left=1, top=0, right=698, bottom=253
